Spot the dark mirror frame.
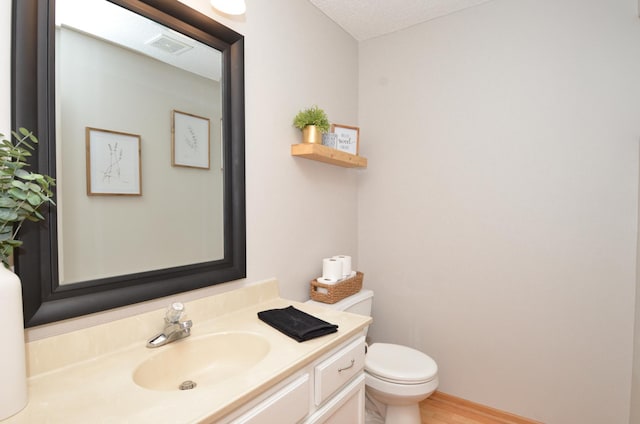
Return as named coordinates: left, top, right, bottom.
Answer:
left=11, top=0, right=246, bottom=327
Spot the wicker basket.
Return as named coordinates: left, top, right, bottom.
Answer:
left=310, top=271, right=364, bottom=304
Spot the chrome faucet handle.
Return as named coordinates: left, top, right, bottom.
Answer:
left=165, top=302, right=185, bottom=323
left=146, top=302, right=192, bottom=348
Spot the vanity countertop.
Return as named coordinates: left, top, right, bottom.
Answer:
left=2, top=280, right=371, bottom=423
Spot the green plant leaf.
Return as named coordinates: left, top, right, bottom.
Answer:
left=19, top=141, right=34, bottom=151
left=11, top=180, right=28, bottom=190
left=8, top=187, right=28, bottom=200
left=15, top=169, right=37, bottom=180
left=0, top=198, right=17, bottom=208
left=26, top=182, right=42, bottom=193
left=0, top=208, right=19, bottom=221
left=1, top=162, right=18, bottom=171
left=26, top=191, right=43, bottom=206
left=17, top=202, right=35, bottom=213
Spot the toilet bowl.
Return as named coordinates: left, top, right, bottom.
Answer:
left=306, top=289, right=439, bottom=424
left=364, top=342, right=438, bottom=424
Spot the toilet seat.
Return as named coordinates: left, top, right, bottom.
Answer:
left=365, top=371, right=439, bottom=400
left=365, top=343, right=438, bottom=385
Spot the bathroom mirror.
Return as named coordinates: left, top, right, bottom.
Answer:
left=12, top=0, right=246, bottom=327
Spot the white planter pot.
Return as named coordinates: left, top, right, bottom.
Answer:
left=0, top=265, right=28, bottom=419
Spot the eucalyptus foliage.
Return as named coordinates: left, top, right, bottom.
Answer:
left=0, top=128, right=55, bottom=266
left=293, top=105, right=330, bottom=133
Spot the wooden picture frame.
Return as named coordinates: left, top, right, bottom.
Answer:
left=331, top=124, right=360, bottom=155
left=172, top=110, right=211, bottom=169
left=86, top=127, right=142, bottom=196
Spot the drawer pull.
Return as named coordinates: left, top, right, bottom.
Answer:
left=338, top=359, right=355, bottom=373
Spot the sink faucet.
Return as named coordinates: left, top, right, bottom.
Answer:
left=147, top=302, right=193, bottom=348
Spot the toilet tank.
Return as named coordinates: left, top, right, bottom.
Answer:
left=305, top=289, right=373, bottom=317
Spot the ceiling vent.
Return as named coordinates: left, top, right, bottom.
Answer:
left=145, top=34, right=193, bottom=55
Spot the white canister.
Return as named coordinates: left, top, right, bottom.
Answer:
left=0, top=266, right=28, bottom=420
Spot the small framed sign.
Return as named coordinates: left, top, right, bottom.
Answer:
left=331, top=124, right=359, bottom=155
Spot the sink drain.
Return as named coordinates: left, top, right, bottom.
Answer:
left=179, top=380, right=197, bottom=390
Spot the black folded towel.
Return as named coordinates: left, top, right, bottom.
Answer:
left=257, top=305, right=338, bottom=342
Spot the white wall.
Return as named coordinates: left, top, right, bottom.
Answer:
left=633, top=193, right=640, bottom=423
left=632, top=0, right=640, bottom=413
left=358, top=0, right=640, bottom=423
left=0, top=0, right=360, bottom=339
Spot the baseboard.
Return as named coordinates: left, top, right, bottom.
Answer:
left=427, top=391, right=543, bottom=424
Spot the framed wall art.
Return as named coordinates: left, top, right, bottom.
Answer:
left=331, top=124, right=360, bottom=155
left=86, top=127, right=142, bottom=196
left=172, top=110, right=211, bottom=169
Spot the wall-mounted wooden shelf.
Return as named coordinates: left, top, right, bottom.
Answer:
left=291, top=144, right=368, bottom=168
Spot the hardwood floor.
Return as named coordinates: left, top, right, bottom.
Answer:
left=419, top=392, right=542, bottom=424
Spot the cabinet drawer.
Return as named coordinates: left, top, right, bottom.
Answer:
left=314, top=336, right=366, bottom=405
left=232, top=373, right=310, bottom=424
left=306, top=374, right=365, bottom=424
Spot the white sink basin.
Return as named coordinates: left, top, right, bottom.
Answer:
left=133, top=332, right=271, bottom=391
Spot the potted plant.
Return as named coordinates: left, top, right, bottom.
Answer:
left=0, top=128, right=56, bottom=264
left=0, top=128, right=55, bottom=420
left=293, top=105, right=330, bottom=144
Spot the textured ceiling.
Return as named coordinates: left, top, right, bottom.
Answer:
left=309, top=0, right=496, bottom=41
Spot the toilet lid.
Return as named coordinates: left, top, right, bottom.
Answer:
left=365, top=343, right=438, bottom=384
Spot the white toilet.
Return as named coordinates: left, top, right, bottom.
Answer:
left=306, top=289, right=438, bottom=424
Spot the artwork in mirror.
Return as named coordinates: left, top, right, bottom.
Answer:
left=172, top=110, right=212, bottom=169
left=12, top=0, right=246, bottom=327
left=85, top=127, right=142, bottom=197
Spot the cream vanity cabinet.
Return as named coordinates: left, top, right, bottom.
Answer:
left=219, top=334, right=367, bottom=424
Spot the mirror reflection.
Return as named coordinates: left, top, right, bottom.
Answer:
left=13, top=0, right=245, bottom=327
left=56, top=0, right=225, bottom=284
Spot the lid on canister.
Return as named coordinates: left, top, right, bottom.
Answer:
left=365, top=343, right=438, bottom=384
